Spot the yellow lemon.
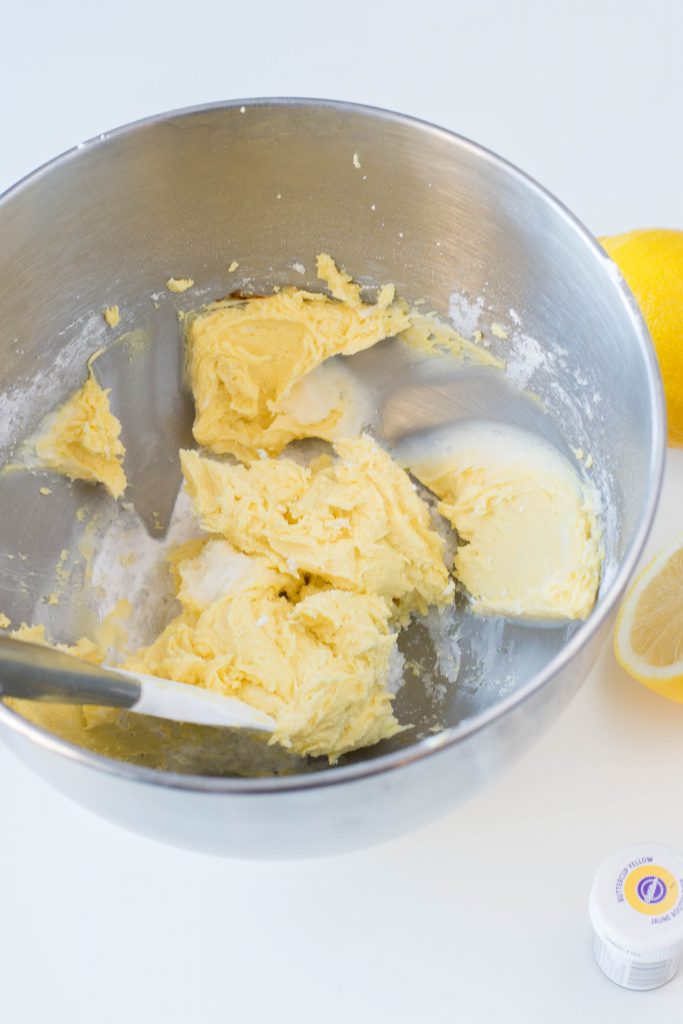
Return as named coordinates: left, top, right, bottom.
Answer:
left=599, top=229, right=683, bottom=447
left=614, top=534, right=683, bottom=701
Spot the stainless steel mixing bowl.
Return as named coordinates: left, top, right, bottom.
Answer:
left=0, top=99, right=664, bottom=858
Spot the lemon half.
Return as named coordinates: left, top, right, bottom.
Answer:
left=614, top=534, right=683, bottom=701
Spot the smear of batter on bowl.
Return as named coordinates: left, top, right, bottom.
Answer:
left=9, top=623, right=103, bottom=663
left=399, top=309, right=504, bottom=368
left=33, top=369, right=127, bottom=499
left=398, top=421, right=603, bottom=620
left=4, top=623, right=126, bottom=737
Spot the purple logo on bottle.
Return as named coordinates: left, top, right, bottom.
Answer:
left=636, top=875, right=667, bottom=905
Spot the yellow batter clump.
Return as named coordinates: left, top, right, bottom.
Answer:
left=166, top=277, right=194, bottom=293
left=103, top=305, right=120, bottom=328
left=400, top=423, right=602, bottom=620
left=187, top=253, right=410, bottom=460
left=180, top=435, right=452, bottom=623
left=124, top=435, right=451, bottom=760
left=124, top=539, right=404, bottom=761
left=34, top=371, right=127, bottom=499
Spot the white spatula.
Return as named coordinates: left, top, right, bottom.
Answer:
left=0, top=635, right=275, bottom=732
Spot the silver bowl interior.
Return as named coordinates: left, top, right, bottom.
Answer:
left=0, top=99, right=664, bottom=782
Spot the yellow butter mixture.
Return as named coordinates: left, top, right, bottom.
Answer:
left=399, top=422, right=603, bottom=620
left=123, top=435, right=452, bottom=760
left=124, top=541, right=403, bottom=761
left=34, top=370, right=127, bottom=499
left=188, top=253, right=410, bottom=460
left=180, top=437, right=451, bottom=621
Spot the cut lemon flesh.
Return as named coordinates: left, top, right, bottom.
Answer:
left=614, top=534, right=683, bottom=701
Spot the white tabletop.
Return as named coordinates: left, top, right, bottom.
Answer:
left=2, top=2, right=682, bottom=1021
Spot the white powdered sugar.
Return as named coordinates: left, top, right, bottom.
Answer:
left=448, top=291, right=485, bottom=337
left=423, top=604, right=462, bottom=685
left=0, top=313, right=106, bottom=451
left=386, top=643, right=406, bottom=694
left=90, top=487, right=202, bottom=657
left=504, top=331, right=550, bottom=387
left=177, top=539, right=254, bottom=608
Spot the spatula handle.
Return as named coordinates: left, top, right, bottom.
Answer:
left=0, top=635, right=140, bottom=708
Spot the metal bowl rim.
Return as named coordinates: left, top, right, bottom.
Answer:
left=0, top=96, right=666, bottom=795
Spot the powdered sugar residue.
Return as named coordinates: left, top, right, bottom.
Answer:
left=505, top=332, right=549, bottom=387
left=423, top=604, right=462, bottom=686
left=448, top=292, right=484, bottom=338
left=386, top=644, right=406, bottom=694
left=0, top=313, right=107, bottom=451
left=90, top=487, right=201, bottom=657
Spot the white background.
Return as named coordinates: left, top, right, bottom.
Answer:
left=1, top=2, right=682, bottom=1021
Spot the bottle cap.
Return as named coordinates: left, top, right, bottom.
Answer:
left=589, top=843, right=683, bottom=990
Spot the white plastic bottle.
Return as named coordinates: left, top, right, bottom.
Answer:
left=589, top=843, right=683, bottom=990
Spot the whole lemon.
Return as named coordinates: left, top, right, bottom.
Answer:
left=599, top=229, right=683, bottom=447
